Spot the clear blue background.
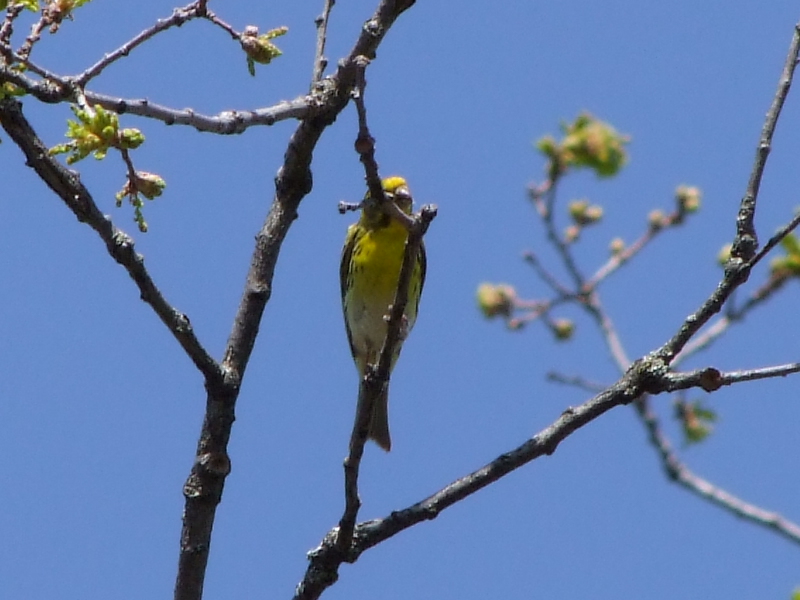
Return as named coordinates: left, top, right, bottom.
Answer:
left=2, top=1, right=800, bottom=598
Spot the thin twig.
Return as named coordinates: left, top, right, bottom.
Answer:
left=546, top=372, right=606, bottom=393
left=657, top=241, right=753, bottom=364
left=660, top=362, right=800, bottom=392
left=336, top=56, right=379, bottom=555
left=17, top=11, right=48, bottom=60
left=376, top=209, right=435, bottom=393
left=3, top=54, right=65, bottom=88
left=119, top=147, right=138, bottom=186
left=202, top=8, right=239, bottom=39
left=303, top=386, right=631, bottom=598
left=746, top=209, right=800, bottom=270
left=0, top=3, right=24, bottom=48
left=522, top=251, right=572, bottom=296
left=338, top=205, right=436, bottom=554
left=659, top=23, right=800, bottom=363
left=507, top=296, right=566, bottom=331
left=73, top=1, right=211, bottom=86
left=527, top=186, right=800, bottom=554
left=584, top=209, right=682, bottom=290
left=621, top=24, right=800, bottom=546
left=336, top=53, right=437, bottom=556
left=351, top=55, right=383, bottom=204
left=733, top=22, right=800, bottom=264
left=675, top=273, right=788, bottom=363
left=539, top=178, right=586, bottom=287
left=1, top=0, right=303, bottom=134
left=312, top=0, right=335, bottom=84
left=582, top=292, right=631, bottom=369
left=519, top=21, right=800, bottom=555
left=634, top=397, right=800, bottom=545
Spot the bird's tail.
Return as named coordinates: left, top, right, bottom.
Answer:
left=369, top=387, right=392, bottom=452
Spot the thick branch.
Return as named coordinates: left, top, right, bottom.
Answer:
left=297, top=366, right=650, bottom=600
left=173, top=2, right=417, bottom=599
left=297, top=352, right=800, bottom=600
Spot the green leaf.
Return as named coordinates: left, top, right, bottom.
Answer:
left=781, top=232, right=800, bottom=257
left=5, top=0, right=41, bottom=11
left=240, top=25, right=287, bottom=76
left=675, top=400, right=717, bottom=445
left=115, top=171, right=166, bottom=232
left=49, top=104, right=145, bottom=164
left=561, top=112, right=630, bottom=177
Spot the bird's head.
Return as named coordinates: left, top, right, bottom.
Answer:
left=360, top=175, right=413, bottom=226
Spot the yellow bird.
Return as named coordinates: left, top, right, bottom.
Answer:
left=340, top=176, right=426, bottom=451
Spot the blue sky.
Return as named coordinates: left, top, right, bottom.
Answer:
left=3, top=1, right=800, bottom=599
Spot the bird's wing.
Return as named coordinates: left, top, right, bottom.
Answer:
left=340, top=223, right=361, bottom=360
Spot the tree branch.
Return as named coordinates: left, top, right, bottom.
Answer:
left=583, top=201, right=686, bottom=291
left=72, top=0, right=211, bottom=87
left=495, top=20, right=800, bottom=559
left=634, top=397, right=800, bottom=545
left=312, top=0, right=336, bottom=84
left=535, top=178, right=586, bottom=288
left=173, top=2, right=417, bottom=598
left=732, top=21, right=800, bottom=264
left=659, top=22, right=800, bottom=363
left=297, top=363, right=655, bottom=600
left=0, top=0, right=307, bottom=134
left=336, top=54, right=388, bottom=555
left=0, top=64, right=313, bottom=133
left=675, top=273, right=789, bottom=362
left=297, top=354, right=800, bottom=600
left=0, top=97, right=221, bottom=383
left=85, top=90, right=312, bottom=134
left=338, top=48, right=437, bottom=565
left=0, top=3, right=24, bottom=48
left=660, top=363, right=800, bottom=392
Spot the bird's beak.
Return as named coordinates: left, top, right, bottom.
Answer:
left=394, top=185, right=410, bottom=199
left=392, top=185, right=412, bottom=204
